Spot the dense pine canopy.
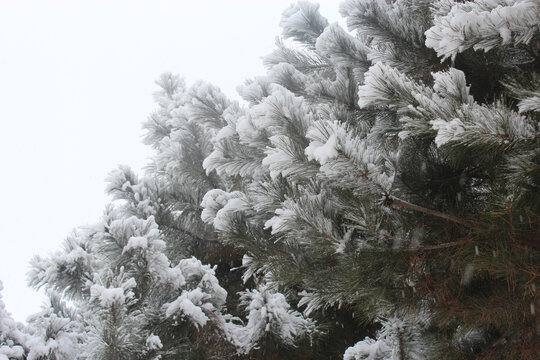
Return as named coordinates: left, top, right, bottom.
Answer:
left=1, top=1, right=539, bottom=359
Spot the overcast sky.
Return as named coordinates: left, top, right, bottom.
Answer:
left=0, top=0, right=342, bottom=322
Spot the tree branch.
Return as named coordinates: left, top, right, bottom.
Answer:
left=400, top=238, right=470, bottom=252
left=386, top=197, right=473, bottom=228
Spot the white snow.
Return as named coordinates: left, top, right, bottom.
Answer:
left=162, top=257, right=227, bottom=330
left=517, top=95, right=540, bottom=113
left=425, top=0, right=540, bottom=61
left=430, top=118, right=466, bottom=147
left=343, top=337, right=390, bottom=360
left=213, top=197, right=249, bottom=231
left=264, top=208, right=296, bottom=235
left=164, top=294, right=209, bottom=328
left=0, top=345, right=24, bottom=359
left=146, top=334, right=163, bottom=350
left=305, top=134, right=339, bottom=165
left=224, top=285, right=314, bottom=354
left=201, top=189, right=248, bottom=231
left=90, top=285, right=126, bottom=307
left=280, top=0, right=328, bottom=44
left=123, top=236, right=148, bottom=253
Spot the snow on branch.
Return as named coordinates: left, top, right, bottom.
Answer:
left=426, top=0, right=540, bottom=61
left=224, top=284, right=315, bottom=355
left=358, top=63, right=538, bottom=151
left=280, top=0, right=329, bottom=48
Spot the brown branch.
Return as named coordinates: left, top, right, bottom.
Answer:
left=387, top=197, right=473, bottom=228
left=337, top=149, right=389, bottom=196
left=364, top=225, right=469, bottom=252
left=321, top=232, right=341, bottom=245
left=336, top=146, right=474, bottom=228
left=400, top=238, right=470, bottom=252
left=398, top=332, right=405, bottom=360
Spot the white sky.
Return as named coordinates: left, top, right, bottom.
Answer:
left=0, top=0, right=342, bottom=322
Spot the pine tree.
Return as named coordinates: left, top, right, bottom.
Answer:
left=24, top=72, right=316, bottom=359
left=27, top=167, right=233, bottom=359
left=200, top=0, right=540, bottom=358
left=10, top=0, right=540, bottom=359
left=0, top=281, right=34, bottom=360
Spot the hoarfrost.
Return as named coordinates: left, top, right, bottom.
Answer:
left=305, top=134, right=339, bottom=165
left=146, top=334, right=163, bottom=350
left=90, top=285, right=126, bottom=307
